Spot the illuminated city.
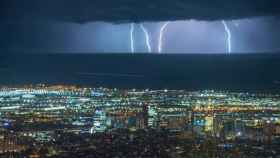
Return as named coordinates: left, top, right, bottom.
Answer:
left=0, top=85, right=280, bottom=157
left=1, top=0, right=280, bottom=157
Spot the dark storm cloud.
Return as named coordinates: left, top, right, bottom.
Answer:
left=1, top=0, right=280, bottom=23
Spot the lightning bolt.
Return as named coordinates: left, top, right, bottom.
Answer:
left=140, top=24, right=152, bottom=53
left=158, top=22, right=170, bottom=53
left=130, top=23, right=135, bottom=53
left=222, top=20, right=232, bottom=54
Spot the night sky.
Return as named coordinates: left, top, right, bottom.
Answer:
left=0, top=0, right=280, bottom=54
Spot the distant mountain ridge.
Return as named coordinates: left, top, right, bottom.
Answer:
left=1, top=53, right=280, bottom=92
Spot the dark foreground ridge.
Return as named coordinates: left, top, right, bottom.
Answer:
left=1, top=53, right=280, bottom=91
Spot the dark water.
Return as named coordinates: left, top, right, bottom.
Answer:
left=1, top=53, right=280, bottom=91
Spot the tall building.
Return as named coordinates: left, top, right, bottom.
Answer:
left=142, top=103, right=149, bottom=128
left=148, top=105, right=158, bottom=128
left=222, top=120, right=236, bottom=140
left=235, top=119, right=245, bottom=137
left=205, top=116, right=214, bottom=134
left=90, top=109, right=107, bottom=134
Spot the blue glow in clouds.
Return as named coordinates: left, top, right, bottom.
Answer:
left=28, top=17, right=279, bottom=54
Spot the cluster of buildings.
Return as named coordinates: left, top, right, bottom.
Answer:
left=0, top=85, right=280, bottom=157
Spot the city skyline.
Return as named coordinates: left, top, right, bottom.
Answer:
left=1, top=85, right=280, bottom=157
